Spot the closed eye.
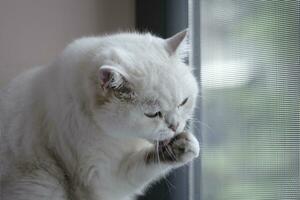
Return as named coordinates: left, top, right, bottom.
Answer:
left=179, top=97, right=189, bottom=107
left=144, top=111, right=162, bottom=118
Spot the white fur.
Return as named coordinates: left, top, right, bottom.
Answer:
left=0, top=31, right=199, bottom=200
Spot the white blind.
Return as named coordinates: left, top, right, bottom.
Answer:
left=200, top=1, right=300, bottom=199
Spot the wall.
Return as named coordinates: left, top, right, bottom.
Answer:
left=0, top=0, right=135, bottom=86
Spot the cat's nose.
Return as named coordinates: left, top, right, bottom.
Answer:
left=168, top=123, right=179, bottom=132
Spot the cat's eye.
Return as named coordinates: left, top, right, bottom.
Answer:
left=144, top=111, right=162, bottom=118
left=179, top=97, right=189, bottom=107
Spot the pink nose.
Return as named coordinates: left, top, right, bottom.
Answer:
left=168, top=123, right=179, bottom=132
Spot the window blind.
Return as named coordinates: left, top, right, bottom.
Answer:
left=199, top=1, right=300, bottom=199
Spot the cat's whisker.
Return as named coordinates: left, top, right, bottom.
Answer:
left=189, top=118, right=214, bottom=134
left=155, top=141, right=161, bottom=167
left=165, top=145, right=177, bottom=162
left=163, top=175, right=176, bottom=191
left=155, top=140, right=176, bottom=191
left=161, top=147, right=166, bottom=161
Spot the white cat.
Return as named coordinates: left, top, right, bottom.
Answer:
left=0, top=30, right=199, bottom=200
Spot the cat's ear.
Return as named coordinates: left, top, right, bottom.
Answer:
left=98, top=65, right=129, bottom=91
left=165, top=29, right=189, bottom=59
left=99, top=66, right=136, bottom=100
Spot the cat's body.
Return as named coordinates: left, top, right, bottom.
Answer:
left=0, top=31, right=199, bottom=200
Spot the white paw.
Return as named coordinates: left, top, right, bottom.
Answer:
left=169, top=132, right=200, bottom=163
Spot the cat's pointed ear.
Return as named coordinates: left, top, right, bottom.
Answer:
left=165, top=29, right=189, bottom=58
left=98, top=65, right=128, bottom=91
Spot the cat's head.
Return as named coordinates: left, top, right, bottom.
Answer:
left=88, top=30, right=198, bottom=142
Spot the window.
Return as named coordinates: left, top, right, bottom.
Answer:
left=191, top=1, right=300, bottom=200
left=137, top=1, right=299, bottom=199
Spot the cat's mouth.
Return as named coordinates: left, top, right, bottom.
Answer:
left=158, top=139, right=171, bottom=147
left=151, top=138, right=173, bottom=149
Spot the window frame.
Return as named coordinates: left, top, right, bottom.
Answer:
left=136, top=0, right=201, bottom=200
left=188, top=1, right=202, bottom=200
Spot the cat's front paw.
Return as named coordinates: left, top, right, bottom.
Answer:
left=145, top=132, right=199, bottom=165
left=168, top=132, right=200, bottom=163
left=157, top=132, right=199, bottom=165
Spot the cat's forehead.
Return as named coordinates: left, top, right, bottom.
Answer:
left=99, top=34, right=170, bottom=67
left=141, top=98, right=160, bottom=112
left=139, top=67, right=193, bottom=111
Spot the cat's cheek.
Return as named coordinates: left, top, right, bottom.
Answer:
left=157, top=130, right=175, bottom=141
left=124, top=116, right=156, bottom=139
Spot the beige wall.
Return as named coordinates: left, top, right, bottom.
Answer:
left=0, top=0, right=135, bottom=86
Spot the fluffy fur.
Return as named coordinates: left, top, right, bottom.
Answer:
left=0, top=31, right=199, bottom=200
